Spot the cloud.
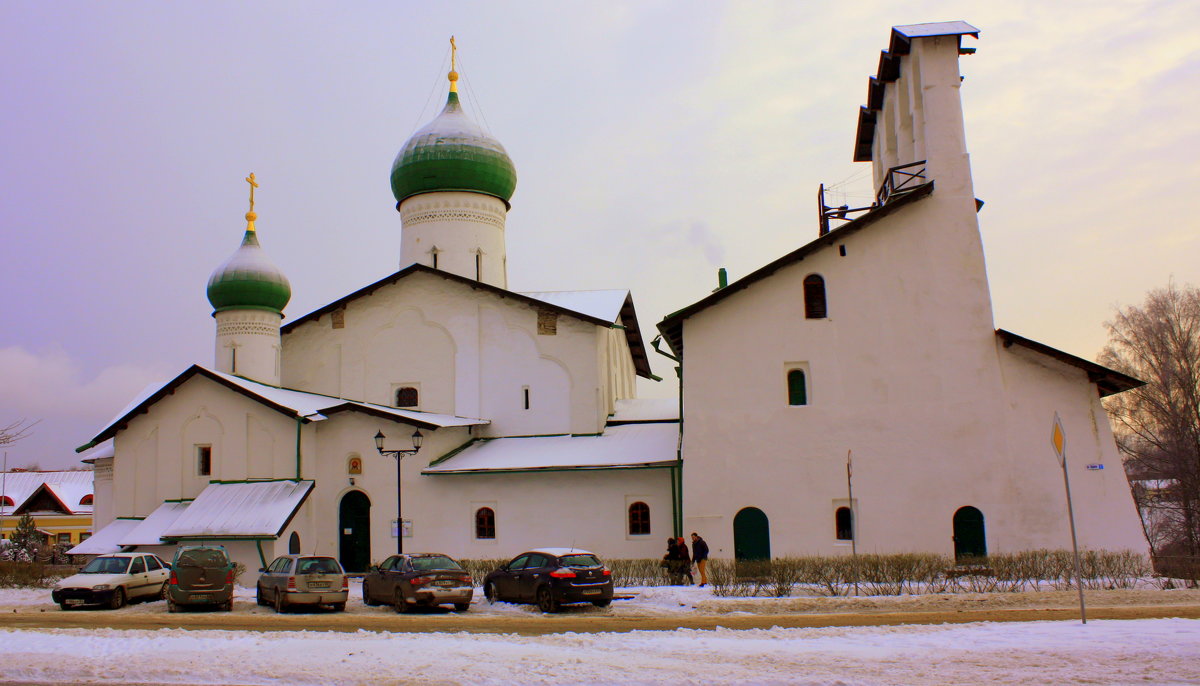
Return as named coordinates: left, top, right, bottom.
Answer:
left=0, top=346, right=167, bottom=468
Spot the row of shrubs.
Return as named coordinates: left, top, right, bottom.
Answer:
left=457, top=550, right=1164, bottom=597
left=0, top=561, right=78, bottom=589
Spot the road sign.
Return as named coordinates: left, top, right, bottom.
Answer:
left=1051, top=412, right=1066, bottom=466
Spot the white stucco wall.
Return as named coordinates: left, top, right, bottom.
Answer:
left=281, top=271, right=613, bottom=437
left=398, top=192, right=509, bottom=289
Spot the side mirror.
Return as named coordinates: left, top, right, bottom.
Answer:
left=258, top=568, right=266, bottom=573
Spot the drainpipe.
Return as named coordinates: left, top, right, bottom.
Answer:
left=294, top=418, right=303, bottom=481
left=255, top=539, right=268, bottom=569
left=651, top=335, right=685, bottom=538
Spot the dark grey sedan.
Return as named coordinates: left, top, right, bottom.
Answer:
left=483, top=548, right=613, bottom=613
left=362, top=553, right=473, bottom=613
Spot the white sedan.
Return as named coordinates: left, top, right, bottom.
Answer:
left=51, top=552, right=170, bottom=610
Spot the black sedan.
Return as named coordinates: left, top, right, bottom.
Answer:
left=483, top=548, right=613, bottom=613
left=361, top=553, right=473, bottom=612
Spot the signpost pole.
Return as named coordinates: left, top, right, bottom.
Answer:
left=847, top=450, right=858, bottom=596
left=1052, top=413, right=1087, bottom=624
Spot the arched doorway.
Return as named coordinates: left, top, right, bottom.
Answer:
left=733, top=507, right=770, bottom=561
left=953, top=506, right=986, bottom=560
left=338, top=491, right=371, bottom=573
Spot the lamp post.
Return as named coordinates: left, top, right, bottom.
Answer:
left=374, top=429, right=423, bottom=554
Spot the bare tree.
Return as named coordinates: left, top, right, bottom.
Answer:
left=1100, top=282, right=1200, bottom=562
left=0, top=419, right=39, bottom=448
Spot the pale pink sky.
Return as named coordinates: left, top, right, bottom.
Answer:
left=2, top=1, right=1197, bottom=468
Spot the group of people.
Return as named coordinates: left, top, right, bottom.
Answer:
left=662, top=532, right=709, bottom=586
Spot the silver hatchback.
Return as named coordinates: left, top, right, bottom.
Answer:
left=256, top=555, right=348, bottom=613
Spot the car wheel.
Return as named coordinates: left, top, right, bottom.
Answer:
left=222, top=598, right=233, bottom=612
left=393, top=589, right=409, bottom=614
left=592, top=598, right=612, bottom=608
left=483, top=582, right=496, bottom=604
left=256, top=585, right=265, bottom=606
left=159, top=583, right=169, bottom=601
left=274, top=590, right=287, bottom=614
left=536, top=587, right=560, bottom=614
left=453, top=602, right=469, bottom=612
left=363, top=582, right=377, bottom=607
left=108, top=587, right=126, bottom=610
left=59, top=602, right=72, bottom=611
left=331, top=602, right=346, bottom=612
left=168, top=598, right=179, bottom=613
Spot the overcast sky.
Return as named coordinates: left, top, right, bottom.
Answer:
left=2, top=1, right=1198, bottom=469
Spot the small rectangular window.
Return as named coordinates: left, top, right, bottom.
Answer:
left=787, top=369, right=808, bottom=406
left=537, top=310, right=557, bottom=335
left=56, top=533, right=72, bottom=545
left=196, top=445, right=212, bottom=476
left=522, top=386, right=530, bottom=410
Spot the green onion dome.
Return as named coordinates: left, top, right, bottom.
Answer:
left=390, top=91, right=517, bottom=207
left=206, top=219, right=291, bottom=315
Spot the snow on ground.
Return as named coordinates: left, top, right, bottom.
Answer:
left=2, top=582, right=1199, bottom=684
left=1, top=619, right=1198, bottom=685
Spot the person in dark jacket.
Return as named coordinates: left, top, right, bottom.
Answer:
left=662, top=537, right=683, bottom=584
left=676, top=536, right=694, bottom=584
left=691, top=532, right=710, bottom=587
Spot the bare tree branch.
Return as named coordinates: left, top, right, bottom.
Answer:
left=0, top=419, right=39, bottom=448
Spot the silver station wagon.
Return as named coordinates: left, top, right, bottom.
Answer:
left=256, top=555, right=348, bottom=612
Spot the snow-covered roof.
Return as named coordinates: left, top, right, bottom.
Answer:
left=78, top=439, right=114, bottom=463
left=68, top=518, right=141, bottom=555
left=893, top=21, right=979, bottom=39
left=120, top=501, right=190, bottom=546
left=162, top=480, right=313, bottom=539
left=81, top=365, right=489, bottom=449
left=424, top=423, right=678, bottom=475
left=610, top=398, right=679, bottom=423
left=518, top=290, right=629, bottom=324
left=0, top=471, right=93, bottom=516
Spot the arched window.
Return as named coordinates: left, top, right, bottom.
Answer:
left=288, top=531, right=301, bottom=554
left=803, top=274, right=827, bottom=319
left=835, top=507, right=853, bottom=540
left=79, top=494, right=94, bottom=506
left=0, top=496, right=13, bottom=507
left=787, top=369, right=807, bottom=406
left=475, top=507, right=496, bottom=539
left=395, top=387, right=419, bottom=408
left=628, top=502, right=651, bottom=535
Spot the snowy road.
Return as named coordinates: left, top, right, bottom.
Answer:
left=2, top=618, right=1199, bottom=685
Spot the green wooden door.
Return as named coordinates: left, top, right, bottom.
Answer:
left=953, top=506, right=986, bottom=561
left=338, top=491, right=372, bottom=573
left=733, top=507, right=771, bottom=561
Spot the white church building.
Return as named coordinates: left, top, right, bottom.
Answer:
left=75, top=23, right=1147, bottom=572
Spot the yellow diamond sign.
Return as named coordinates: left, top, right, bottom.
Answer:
left=1051, top=412, right=1066, bottom=465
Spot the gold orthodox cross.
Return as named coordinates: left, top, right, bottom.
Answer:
left=245, top=172, right=259, bottom=213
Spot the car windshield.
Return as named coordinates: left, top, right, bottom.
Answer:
left=410, top=555, right=463, bottom=571
left=558, top=554, right=602, bottom=568
left=81, top=556, right=131, bottom=574
left=297, top=557, right=341, bottom=574
left=176, top=549, right=228, bottom=568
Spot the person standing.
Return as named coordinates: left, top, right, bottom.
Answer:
left=676, top=536, right=694, bottom=584
left=662, top=537, right=681, bottom=584
left=691, top=532, right=710, bottom=587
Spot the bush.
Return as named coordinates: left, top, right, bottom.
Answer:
left=0, top=561, right=76, bottom=588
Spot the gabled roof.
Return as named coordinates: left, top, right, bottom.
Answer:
left=996, top=329, right=1144, bottom=397
left=656, top=183, right=934, bottom=356
left=855, top=22, right=980, bottom=162
left=162, top=480, right=313, bottom=539
left=78, top=365, right=489, bottom=451
left=0, top=470, right=94, bottom=516
left=279, top=264, right=653, bottom=379
left=423, top=423, right=678, bottom=475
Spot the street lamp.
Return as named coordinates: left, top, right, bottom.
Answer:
left=374, top=429, right=424, bottom=554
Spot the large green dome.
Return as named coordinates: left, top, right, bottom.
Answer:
left=206, top=226, right=291, bottom=315
left=390, top=91, right=517, bottom=206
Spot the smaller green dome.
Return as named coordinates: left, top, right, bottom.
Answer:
left=206, top=228, right=291, bottom=315
left=390, top=91, right=517, bottom=206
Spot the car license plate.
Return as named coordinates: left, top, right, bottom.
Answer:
left=191, top=594, right=209, bottom=602
left=434, top=580, right=456, bottom=587
left=66, top=599, right=85, bottom=606
left=583, top=589, right=600, bottom=596
left=309, top=582, right=329, bottom=589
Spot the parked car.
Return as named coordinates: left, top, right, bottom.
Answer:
left=52, top=552, right=171, bottom=610
left=483, top=548, right=613, bottom=613
left=256, top=554, right=348, bottom=613
left=167, top=545, right=236, bottom=612
left=362, top=553, right=473, bottom=613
